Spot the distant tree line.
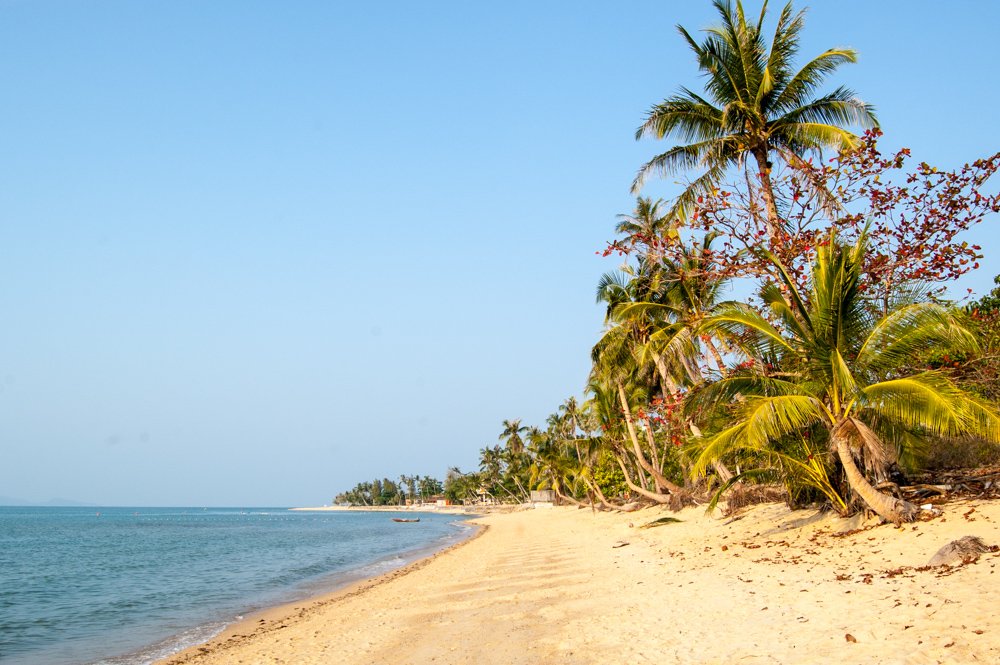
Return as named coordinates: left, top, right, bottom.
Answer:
left=334, top=475, right=443, bottom=506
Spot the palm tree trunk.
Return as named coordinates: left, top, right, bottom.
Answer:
left=752, top=148, right=780, bottom=242
left=703, top=338, right=728, bottom=377
left=581, top=475, right=621, bottom=509
left=832, top=424, right=918, bottom=525
left=684, top=420, right=737, bottom=484
left=642, top=417, right=663, bottom=488
left=652, top=352, right=680, bottom=401
left=713, top=460, right=736, bottom=483
left=616, top=381, right=687, bottom=495
left=512, top=475, right=531, bottom=502
left=553, top=484, right=588, bottom=507
left=614, top=451, right=672, bottom=505
left=495, top=481, right=521, bottom=504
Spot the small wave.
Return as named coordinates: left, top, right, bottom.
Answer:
left=89, top=620, right=229, bottom=665
left=356, top=555, right=405, bottom=575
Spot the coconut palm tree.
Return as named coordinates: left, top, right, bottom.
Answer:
left=632, top=0, right=878, bottom=238
left=694, top=230, right=1000, bottom=523
left=596, top=261, right=697, bottom=401
left=527, top=430, right=586, bottom=506
left=615, top=233, right=732, bottom=386
left=558, top=397, right=582, bottom=437
left=615, top=197, right=677, bottom=265
left=499, top=419, right=528, bottom=456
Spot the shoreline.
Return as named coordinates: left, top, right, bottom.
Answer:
left=152, top=499, right=1000, bottom=664
left=290, top=505, right=479, bottom=515
left=146, top=515, right=483, bottom=665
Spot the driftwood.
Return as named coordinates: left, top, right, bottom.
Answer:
left=875, top=481, right=903, bottom=499
left=928, top=536, right=993, bottom=566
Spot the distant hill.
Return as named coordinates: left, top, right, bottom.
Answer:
left=43, top=497, right=98, bottom=507
left=0, top=495, right=97, bottom=507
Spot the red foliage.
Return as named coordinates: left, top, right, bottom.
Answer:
left=604, top=131, right=1000, bottom=301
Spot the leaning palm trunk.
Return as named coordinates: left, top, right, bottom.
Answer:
left=832, top=420, right=918, bottom=525
left=642, top=418, right=664, bottom=490
left=616, top=381, right=687, bottom=496
left=553, top=484, right=588, bottom=507
left=581, top=475, right=621, bottom=510
left=494, top=481, right=522, bottom=505
left=512, top=475, right=531, bottom=503
left=686, top=418, right=738, bottom=485
left=613, top=451, right=672, bottom=505
left=703, top=338, right=728, bottom=377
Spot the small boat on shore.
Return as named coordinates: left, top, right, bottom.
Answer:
left=391, top=518, right=420, bottom=523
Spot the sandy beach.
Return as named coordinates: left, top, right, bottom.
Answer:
left=157, top=500, right=1000, bottom=665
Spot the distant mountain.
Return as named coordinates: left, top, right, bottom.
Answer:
left=0, top=495, right=97, bottom=507
left=0, top=495, right=30, bottom=506
left=42, top=497, right=97, bottom=507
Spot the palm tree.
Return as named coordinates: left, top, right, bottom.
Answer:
left=694, top=230, right=1000, bottom=523
left=615, top=233, right=732, bottom=386
left=596, top=261, right=695, bottom=401
left=615, top=197, right=677, bottom=264
left=558, top=397, right=582, bottom=437
left=526, top=430, right=585, bottom=506
left=499, top=419, right=528, bottom=456
left=632, top=0, right=878, bottom=239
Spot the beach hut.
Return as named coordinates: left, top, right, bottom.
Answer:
left=530, top=490, right=556, bottom=504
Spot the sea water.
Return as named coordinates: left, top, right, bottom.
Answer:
left=0, top=507, right=472, bottom=665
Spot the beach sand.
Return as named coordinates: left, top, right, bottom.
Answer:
left=157, top=500, right=1000, bottom=665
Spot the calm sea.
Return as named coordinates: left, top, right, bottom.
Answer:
left=0, top=507, right=472, bottom=665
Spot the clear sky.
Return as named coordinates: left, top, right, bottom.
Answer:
left=1, top=1, right=998, bottom=506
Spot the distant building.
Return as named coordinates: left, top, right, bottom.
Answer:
left=530, top=490, right=556, bottom=503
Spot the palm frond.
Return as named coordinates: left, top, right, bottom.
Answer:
left=772, top=49, right=861, bottom=113
left=859, top=374, right=974, bottom=437
left=856, top=303, right=981, bottom=372
left=703, top=301, right=797, bottom=357
left=692, top=394, right=825, bottom=475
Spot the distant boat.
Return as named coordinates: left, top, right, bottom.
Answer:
left=391, top=518, right=420, bottom=523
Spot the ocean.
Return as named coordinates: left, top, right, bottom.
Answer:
left=0, top=506, right=473, bottom=665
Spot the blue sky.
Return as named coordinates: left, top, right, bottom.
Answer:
left=1, top=1, right=998, bottom=506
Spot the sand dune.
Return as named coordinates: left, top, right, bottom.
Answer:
left=158, top=500, right=1000, bottom=664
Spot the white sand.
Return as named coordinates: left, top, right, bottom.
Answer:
left=158, top=499, right=1000, bottom=664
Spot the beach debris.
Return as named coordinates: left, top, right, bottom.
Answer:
left=833, top=512, right=881, bottom=534
left=612, top=541, right=630, bottom=548
left=639, top=517, right=683, bottom=529
left=928, top=535, right=993, bottom=566
left=845, top=634, right=857, bottom=643
left=618, top=502, right=642, bottom=512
